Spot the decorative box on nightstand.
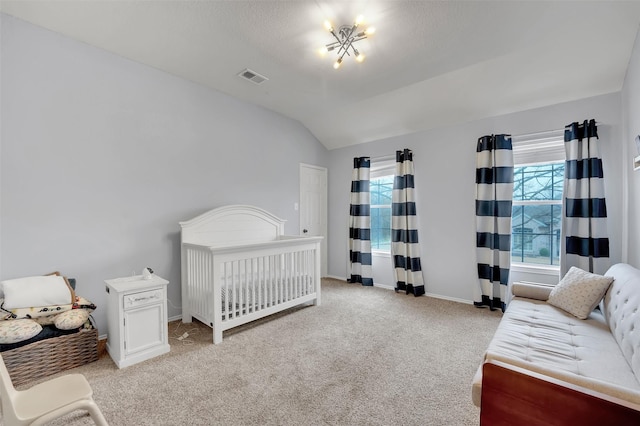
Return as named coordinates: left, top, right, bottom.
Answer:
left=105, top=274, right=170, bottom=368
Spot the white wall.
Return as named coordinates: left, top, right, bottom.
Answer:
left=0, top=15, right=328, bottom=334
left=328, top=93, right=624, bottom=303
left=622, top=26, right=640, bottom=269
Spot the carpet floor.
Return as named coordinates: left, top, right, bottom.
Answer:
left=13, top=278, right=501, bottom=425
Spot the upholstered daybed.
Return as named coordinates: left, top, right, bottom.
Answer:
left=473, top=263, right=640, bottom=424
left=0, top=273, right=98, bottom=385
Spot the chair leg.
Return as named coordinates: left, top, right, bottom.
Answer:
left=29, top=399, right=108, bottom=426
left=86, top=400, right=109, bottom=426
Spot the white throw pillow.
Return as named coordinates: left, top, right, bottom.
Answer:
left=547, top=266, right=614, bottom=319
left=1, top=275, right=73, bottom=309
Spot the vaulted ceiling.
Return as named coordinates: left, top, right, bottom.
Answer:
left=2, top=1, right=640, bottom=150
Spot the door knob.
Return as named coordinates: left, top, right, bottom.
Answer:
left=303, top=229, right=308, bottom=233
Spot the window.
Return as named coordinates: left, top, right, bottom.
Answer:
left=369, top=159, right=395, bottom=252
left=511, top=163, right=564, bottom=265
left=510, top=131, right=565, bottom=267
left=370, top=175, right=393, bottom=251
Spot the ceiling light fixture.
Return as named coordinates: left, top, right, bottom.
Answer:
left=320, top=15, right=375, bottom=69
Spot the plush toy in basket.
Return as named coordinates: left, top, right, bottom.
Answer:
left=0, top=271, right=98, bottom=385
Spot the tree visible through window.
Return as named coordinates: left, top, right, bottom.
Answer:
left=511, top=163, right=564, bottom=266
left=370, top=175, right=393, bottom=251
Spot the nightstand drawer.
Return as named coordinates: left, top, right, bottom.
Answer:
left=124, top=288, right=163, bottom=310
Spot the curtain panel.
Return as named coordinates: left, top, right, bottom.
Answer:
left=348, top=157, right=374, bottom=286
left=391, top=149, right=425, bottom=296
left=561, top=119, right=610, bottom=276
left=475, top=134, right=514, bottom=311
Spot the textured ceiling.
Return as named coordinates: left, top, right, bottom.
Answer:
left=2, top=0, right=640, bottom=150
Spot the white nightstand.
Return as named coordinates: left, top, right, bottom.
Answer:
left=105, top=274, right=170, bottom=368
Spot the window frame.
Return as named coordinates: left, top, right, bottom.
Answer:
left=369, top=160, right=395, bottom=255
left=510, top=131, right=565, bottom=273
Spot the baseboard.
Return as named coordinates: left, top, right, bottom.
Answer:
left=324, top=275, right=473, bottom=304
left=325, top=274, right=347, bottom=282
left=425, top=292, right=473, bottom=305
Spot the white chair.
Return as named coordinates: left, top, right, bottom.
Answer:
left=0, top=354, right=108, bottom=425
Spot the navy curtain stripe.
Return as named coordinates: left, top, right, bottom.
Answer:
left=475, top=134, right=513, bottom=312
left=354, top=157, right=371, bottom=168
left=565, top=236, right=610, bottom=258
left=391, top=149, right=425, bottom=297
left=565, top=198, right=608, bottom=218
left=476, top=232, right=511, bottom=251
left=348, top=157, right=374, bottom=286
left=476, top=167, right=514, bottom=184
left=565, top=158, right=604, bottom=180
left=392, top=255, right=422, bottom=271
left=391, top=229, right=420, bottom=244
left=475, top=200, right=513, bottom=217
left=394, top=174, right=415, bottom=189
left=349, top=251, right=373, bottom=265
left=477, top=134, right=513, bottom=151
left=349, top=204, right=371, bottom=216
left=391, top=202, right=417, bottom=216
left=349, top=275, right=374, bottom=286
left=477, top=263, right=510, bottom=285
left=351, top=180, right=370, bottom=193
left=349, top=228, right=371, bottom=241
left=565, top=119, right=598, bottom=141
left=474, top=295, right=505, bottom=312
left=561, top=119, right=610, bottom=275
left=395, top=282, right=426, bottom=297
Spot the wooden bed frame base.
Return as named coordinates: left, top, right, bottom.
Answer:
left=481, top=360, right=640, bottom=425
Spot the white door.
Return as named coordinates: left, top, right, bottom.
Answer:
left=300, top=163, right=328, bottom=277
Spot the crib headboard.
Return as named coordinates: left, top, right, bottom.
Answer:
left=180, top=205, right=286, bottom=248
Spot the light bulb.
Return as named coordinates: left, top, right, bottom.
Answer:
left=324, top=20, right=333, bottom=32
left=356, top=52, right=365, bottom=63
left=319, top=46, right=328, bottom=55
left=333, top=58, right=342, bottom=69
left=365, top=27, right=376, bottom=35
left=355, top=15, right=364, bottom=26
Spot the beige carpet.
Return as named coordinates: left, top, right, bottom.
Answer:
left=17, top=278, right=501, bottom=425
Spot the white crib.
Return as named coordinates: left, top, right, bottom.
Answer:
left=180, top=205, right=322, bottom=344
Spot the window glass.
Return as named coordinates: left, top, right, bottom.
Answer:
left=513, top=163, right=564, bottom=201
left=511, top=163, right=564, bottom=266
left=370, top=175, right=394, bottom=251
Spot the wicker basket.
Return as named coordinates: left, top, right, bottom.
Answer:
left=2, top=327, right=98, bottom=386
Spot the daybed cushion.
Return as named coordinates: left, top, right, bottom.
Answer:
left=1, top=275, right=74, bottom=309
left=475, top=297, right=640, bottom=406
left=54, top=309, right=90, bottom=330
left=0, top=319, right=42, bottom=344
left=601, top=263, right=640, bottom=383
left=547, top=266, right=613, bottom=319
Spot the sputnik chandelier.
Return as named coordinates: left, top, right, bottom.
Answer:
left=321, top=15, right=375, bottom=69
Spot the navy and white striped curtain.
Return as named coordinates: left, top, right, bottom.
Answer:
left=348, top=157, right=373, bottom=286
left=391, top=149, right=425, bottom=296
left=561, top=119, right=610, bottom=276
left=475, top=135, right=514, bottom=311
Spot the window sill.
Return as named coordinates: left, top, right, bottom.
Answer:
left=372, top=250, right=390, bottom=258
left=511, top=263, right=560, bottom=276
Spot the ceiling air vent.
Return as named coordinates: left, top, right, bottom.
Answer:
left=238, top=68, right=268, bottom=85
